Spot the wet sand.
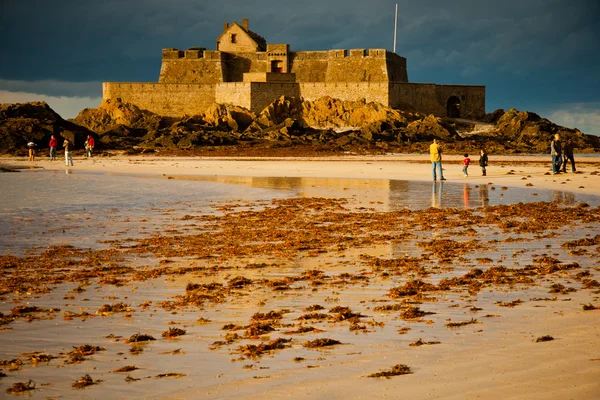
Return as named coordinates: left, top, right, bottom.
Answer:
left=3, top=153, right=600, bottom=196
left=0, top=154, right=599, bottom=399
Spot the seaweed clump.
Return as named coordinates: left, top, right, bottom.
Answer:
left=536, top=335, right=554, bottom=342
left=303, top=338, right=341, bottom=348
left=6, top=380, right=35, bottom=394
left=368, top=364, right=412, bottom=378
left=72, top=374, right=102, bottom=389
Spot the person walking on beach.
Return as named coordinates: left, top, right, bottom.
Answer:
left=63, top=138, right=74, bottom=166
left=462, top=153, right=470, bottom=177
left=479, top=149, right=488, bottom=176
left=85, top=135, right=95, bottom=158
left=49, top=135, right=58, bottom=160
left=562, top=138, right=576, bottom=173
left=430, top=139, right=446, bottom=181
left=27, top=139, right=37, bottom=162
left=550, top=134, right=562, bottom=174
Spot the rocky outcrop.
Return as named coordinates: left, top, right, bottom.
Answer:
left=71, top=98, right=165, bottom=133
left=0, top=101, right=94, bottom=152
left=1, top=100, right=598, bottom=155
left=480, top=108, right=600, bottom=153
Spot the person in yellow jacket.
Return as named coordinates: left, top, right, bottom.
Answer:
left=430, top=139, right=446, bottom=181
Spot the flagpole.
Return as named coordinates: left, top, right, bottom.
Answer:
left=393, top=3, right=398, bottom=53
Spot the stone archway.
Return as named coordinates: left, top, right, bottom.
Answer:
left=447, top=96, right=461, bottom=118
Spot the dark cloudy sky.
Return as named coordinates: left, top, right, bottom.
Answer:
left=1, top=0, right=599, bottom=135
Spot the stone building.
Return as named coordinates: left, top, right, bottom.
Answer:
left=103, top=18, right=485, bottom=119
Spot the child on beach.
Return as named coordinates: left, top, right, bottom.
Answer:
left=479, top=149, right=488, bottom=176
left=462, top=153, right=470, bottom=177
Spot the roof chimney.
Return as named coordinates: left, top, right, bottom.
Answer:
left=224, top=22, right=229, bottom=30
left=242, top=18, right=248, bottom=31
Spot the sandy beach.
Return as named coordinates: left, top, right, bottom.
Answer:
left=4, top=153, right=600, bottom=195
left=1, top=153, right=599, bottom=399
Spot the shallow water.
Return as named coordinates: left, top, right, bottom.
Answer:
left=1, top=170, right=597, bottom=255
left=0, top=170, right=599, bottom=399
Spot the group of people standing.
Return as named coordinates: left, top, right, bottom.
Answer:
left=429, top=139, right=488, bottom=180
left=30, top=134, right=95, bottom=166
left=550, top=134, right=576, bottom=174
left=430, top=134, right=576, bottom=180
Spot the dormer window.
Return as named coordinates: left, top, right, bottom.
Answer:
left=231, top=34, right=237, bottom=43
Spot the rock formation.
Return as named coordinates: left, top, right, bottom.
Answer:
left=1, top=98, right=598, bottom=155
left=0, top=101, right=94, bottom=153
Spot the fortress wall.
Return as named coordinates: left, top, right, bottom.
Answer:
left=299, top=82, right=389, bottom=105
left=289, top=51, right=329, bottom=82
left=250, top=83, right=301, bottom=113
left=386, top=53, right=409, bottom=82
left=389, top=83, right=486, bottom=118
left=103, top=82, right=217, bottom=117
left=223, top=52, right=268, bottom=81
left=325, top=51, right=391, bottom=82
left=389, top=83, right=442, bottom=115
left=434, top=85, right=486, bottom=119
left=159, top=59, right=225, bottom=84
left=215, top=83, right=252, bottom=110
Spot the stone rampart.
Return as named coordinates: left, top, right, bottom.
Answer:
left=103, top=82, right=217, bottom=117
left=250, top=83, right=301, bottom=113
left=389, top=83, right=485, bottom=118
left=215, top=83, right=252, bottom=110
left=299, top=82, right=389, bottom=105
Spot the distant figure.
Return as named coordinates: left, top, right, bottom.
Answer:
left=27, top=140, right=37, bottom=162
left=85, top=135, right=95, bottom=158
left=49, top=135, right=58, bottom=161
left=462, top=153, right=470, bottom=177
left=429, top=139, right=446, bottom=181
left=550, top=134, right=562, bottom=174
left=63, top=138, right=74, bottom=166
left=562, top=138, right=576, bottom=173
left=479, top=149, right=488, bottom=176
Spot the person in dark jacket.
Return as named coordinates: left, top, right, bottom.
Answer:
left=550, top=134, right=562, bottom=174
left=478, top=149, right=488, bottom=176
left=562, top=138, right=576, bottom=172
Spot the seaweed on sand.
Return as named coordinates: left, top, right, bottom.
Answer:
left=236, top=338, right=292, bottom=358
left=5, top=380, right=35, bottom=394
left=400, top=306, right=435, bottom=320
left=65, top=345, right=105, bottom=364
left=244, top=322, right=276, bottom=337
left=72, top=374, right=102, bottom=389
left=125, top=333, right=156, bottom=343
left=583, top=303, right=598, bottom=311
left=303, top=338, right=342, bottom=348
left=409, top=338, right=441, bottom=346
left=113, top=365, right=139, bottom=373
left=162, top=327, right=186, bottom=338
left=389, top=279, right=438, bottom=298
left=535, top=335, right=554, bottom=342
left=367, top=364, right=412, bottom=378
left=96, top=302, right=130, bottom=315
left=445, top=318, right=478, bottom=328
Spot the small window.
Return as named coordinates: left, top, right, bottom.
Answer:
left=231, top=34, right=237, bottom=43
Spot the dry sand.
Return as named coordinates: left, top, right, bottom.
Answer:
left=1, top=153, right=599, bottom=399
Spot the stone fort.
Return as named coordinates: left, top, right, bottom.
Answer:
left=103, top=18, right=485, bottom=119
